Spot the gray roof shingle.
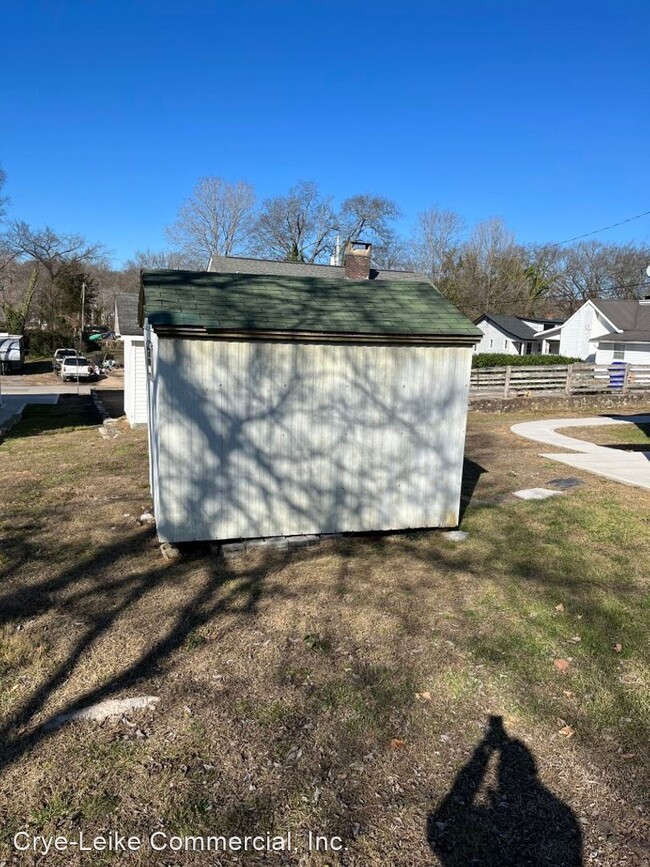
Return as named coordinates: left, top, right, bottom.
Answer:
left=477, top=314, right=538, bottom=341
left=208, top=254, right=419, bottom=282
left=593, top=299, right=650, bottom=334
left=595, top=330, right=650, bottom=344
left=115, top=293, right=142, bottom=336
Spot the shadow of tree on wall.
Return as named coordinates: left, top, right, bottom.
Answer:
left=428, top=716, right=583, bottom=866
left=153, top=334, right=473, bottom=543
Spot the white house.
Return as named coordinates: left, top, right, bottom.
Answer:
left=114, top=294, right=148, bottom=426
left=139, top=244, right=481, bottom=544
left=535, top=297, right=650, bottom=363
left=474, top=314, right=564, bottom=355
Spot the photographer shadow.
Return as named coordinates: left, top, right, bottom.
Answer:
left=427, top=716, right=583, bottom=866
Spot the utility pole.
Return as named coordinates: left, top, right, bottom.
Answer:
left=76, top=281, right=85, bottom=396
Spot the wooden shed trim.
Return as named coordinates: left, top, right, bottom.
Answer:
left=149, top=325, right=478, bottom=347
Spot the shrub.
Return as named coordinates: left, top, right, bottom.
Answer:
left=23, top=329, right=76, bottom=357
left=472, top=353, right=580, bottom=368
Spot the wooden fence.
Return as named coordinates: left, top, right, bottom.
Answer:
left=470, top=363, right=650, bottom=398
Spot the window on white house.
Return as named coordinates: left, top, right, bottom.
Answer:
left=612, top=343, right=625, bottom=361
left=504, top=339, right=508, bottom=349
left=145, top=339, right=153, bottom=378
left=489, top=339, right=493, bottom=349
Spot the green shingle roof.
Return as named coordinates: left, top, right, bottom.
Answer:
left=139, top=270, right=481, bottom=340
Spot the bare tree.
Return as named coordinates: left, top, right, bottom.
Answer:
left=372, top=233, right=412, bottom=270
left=412, top=207, right=465, bottom=284
left=166, top=177, right=256, bottom=265
left=603, top=242, right=650, bottom=299
left=3, top=221, right=108, bottom=331
left=252, top=181, right=337, bottom=263
left=124, top=248, right=195, bottom=270
left=337, top=194, right=400, bottom=251
left=444, top=218, right=530, bottom=318
left=549, top=240, right=650, bottom=315
left=0, top=165, right=8, bottom=223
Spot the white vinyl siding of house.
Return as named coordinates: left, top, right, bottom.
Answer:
left=145, top=327, right=159, bottom=505
left=147, top=336, right=473, bottom=544
left=123, top=336, right=148, bottom=426
left=475, top=320, right=520, bottom=355
left=558, top=303, right=615, bottom=360
left=595, top=342, right=650, bottom=365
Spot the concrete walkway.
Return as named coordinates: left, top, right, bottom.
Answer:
left=511, top=415, right=650, bottom=490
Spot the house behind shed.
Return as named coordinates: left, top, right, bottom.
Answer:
left=115, top=293, right=147, bottom=426
left=139, top=248, right=481, bottom=544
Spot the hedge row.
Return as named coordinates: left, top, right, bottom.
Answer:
left=472, top=353, right=581, bottom=368
left=23, top=329, right=76, bottom=357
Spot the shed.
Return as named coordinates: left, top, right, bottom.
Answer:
left=139, top=248, right=481, bottom=544
left=114, top=293, right=147, bottom=426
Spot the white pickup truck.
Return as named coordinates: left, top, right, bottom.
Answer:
left=52, top=348, right=77, bottom=372
left=60, top=356, right=97, bottom=382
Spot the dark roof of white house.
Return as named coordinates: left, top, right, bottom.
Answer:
left=115, top=293, right=141, bottom=336
left=595, top=330, right=650, bottom=344
left=592, top=299, right=650, bottom=334
left=476, top=314, right=538, bottom=341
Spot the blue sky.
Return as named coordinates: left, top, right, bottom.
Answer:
left=2, top=0, right=649, bottom=266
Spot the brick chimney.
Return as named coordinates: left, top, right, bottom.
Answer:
left=343, top=241, right=372, bottom=279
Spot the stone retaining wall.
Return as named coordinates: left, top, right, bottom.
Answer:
left=470, top=391, right=650, bottom=414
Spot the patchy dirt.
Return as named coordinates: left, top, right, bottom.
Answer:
left=6, top=358, right=124, bottom=390
left=0, top=401, right=648, bottom=865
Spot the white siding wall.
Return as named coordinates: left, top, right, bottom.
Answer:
left=150, top=337, right=473, bottom=543
left=145, top=326, right=159, bottom=503
left=558, top=303, right=615, bottom=360
left=475, top=321, right=519, bottom=354
left=123, top=336, right=148, bottom=426
left=595, top=343, right=650, bottom=364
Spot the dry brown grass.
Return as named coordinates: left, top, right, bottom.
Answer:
left=0, top=397, right=648, bottom=865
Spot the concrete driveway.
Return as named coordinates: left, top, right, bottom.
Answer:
left=511, top=415, right=650, bottom=490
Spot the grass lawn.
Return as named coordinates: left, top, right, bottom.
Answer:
left=0, top=397, right=648, bottom=865
left=558, top=420, right=650, bottom=450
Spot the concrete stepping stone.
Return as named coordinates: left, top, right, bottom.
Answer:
left=44, top=696, right=159, bottom=730
left=441, top=530, right=469, bottom=541
left=547, top=477, right=585, bottom=490
left=512, top=488, right=564, bottom=501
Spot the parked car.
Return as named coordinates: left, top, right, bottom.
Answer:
left=60, top=356, right=97, bottom=382
left=52, top=348, right=78, bottom=372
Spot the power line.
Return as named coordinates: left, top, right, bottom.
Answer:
left=550, top=209, right=650, bottom=248
left=590, top=280, right=649, bottom=294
